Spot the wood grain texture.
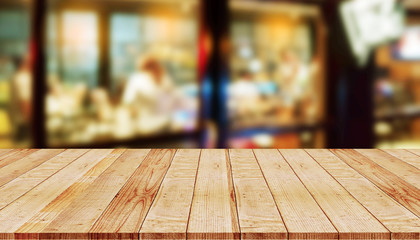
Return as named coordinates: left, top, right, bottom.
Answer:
left=280, top=149, right=389, bottom=240
left=0, top=148, right=417, bottom=240
left=332, top=149, right=420, bottom=218
left=140, top=149, right=201, bottom=240
left=307, top=149, right=420, bottom=240
left=0, top=149, right=64, bottom=187
left=0, top=149, right=115, bottom=240
left=356, top=149, right=420, bottom=189
left=389, top=149, right=420, bottom=169
left=89, top=149, right=176, bottom=239
left=0, top=149, right=38, bottom=169
left=187, top=149, right=240, bottom=240
left=229, top=149, right=287, bottom=240
left=0, top=149, right=88, bottom=210
left=253, top=149, right=338, bottom=240
left=0, top=148, right=13, bottom=158
left=16, top=149, right=126, bottom=237
left=40, top=149, right=150, bottom=240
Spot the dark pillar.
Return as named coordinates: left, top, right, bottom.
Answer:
left=323, top=1, right=375, bottom=148
left=31, top=0, right=47, bottom=148
left=201, top=0, right=230, bottom=148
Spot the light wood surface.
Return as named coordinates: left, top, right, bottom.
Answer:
left=229, top=149, right=287, bottom=240
left=0, top=149, right=38, bottom=169
left=280, top=149, right=389, bottom=240
left=187, top=149, right=240, bottom=240
left=307, top=149, right=420, bottom=240
left=0, top=149, right=64, bottom=187
left=0, top=149, right=13, bottom=159
left=0, top=149, right=115, bottom=239
left=253, top=149, right=338, bottom=240
left=394, top=149, right=420, bottom=169
left=0, top=148, right=418, bottom=240
left=16, top=149, right=126, bottom=238
left=140, top=149, right=201, bottom=240
left=356, top=149, right=420, bottom=189
left=332, top=149, right=420, bottom=218
left=40, top=149, right=150, bottom=240
left=90, top=149, right=175, bottom=239
left=0, top=149, right=88, bottom=210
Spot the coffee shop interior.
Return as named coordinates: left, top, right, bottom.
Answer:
left=0, top=0, right=419, bottom=149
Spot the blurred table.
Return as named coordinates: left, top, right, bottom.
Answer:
left=0, top=148, right=418, bottom=239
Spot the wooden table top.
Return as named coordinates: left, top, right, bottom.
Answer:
left=0, top=149, right=418, bottom=240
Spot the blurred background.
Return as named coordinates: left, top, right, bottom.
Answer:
left=0, top=0, right=419, bottom=148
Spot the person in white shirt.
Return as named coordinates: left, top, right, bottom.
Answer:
left=229, top=70, right=261, bottom=118
left=122, top=56, right=175, bottom=134
left=11, top=55, right=32, bottom=141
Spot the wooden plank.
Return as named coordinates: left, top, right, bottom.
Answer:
left=39, top=149, right=150, bottom=240
left=229, top=149, right=287, bottom=240
left=0, top=148, right=12, bottom=158
left=16, top=149, right=126, bottom=237
left=253, top=149, right=338, bottom=240
left=332, top=149, right=420, bottom=218
left=394, top=149, right=420, bottom=169
left=140, top=149, right=201, bottom=240
left=89, top=149, right=176, bottom=239
left=0, top=149, right=21, bottom=168
left=307, top=149, right=420, bottom=240
left=280, top=149, right=389, bottom=240
left=0, top=149, right=38, bottom=169
left=0, top=149, right=88, bottom=210
left=187, top=149, right=240, bottom=240
left=0, top=149, right=115, bottom=240
left=356, top=149, right=420, bottom=189
left=0, top=149, right=64, bottom=187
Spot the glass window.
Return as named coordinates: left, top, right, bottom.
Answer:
left=46, top=9, right=100, bottom=146
left=61, top=12, right=99, bottom=87
left=109, top=12, right=199, bottom=139
left=46, top=0, right=200, bottom=147
left=374, top=24, right=420, bottom=148
left=228, top=0, right=326, bottom=148
left=0, top=3, right=32, bottom=147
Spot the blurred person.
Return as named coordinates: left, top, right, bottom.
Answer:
left=278, top=49, right=310, bottom=103
left=277, top=49, right=316, bottom=122
left=46, top=75, right=87, bottom=118
left=122, top=55, right=176, bottom=134
left=46, top=75, right=89, bottom=141
left=229, top=70, right=261, bottom=119
left=90, top=88, right=113, bottom=122
left=374, top=71, right=395, bottom=109
left=10, top=55, right=32, bottom=141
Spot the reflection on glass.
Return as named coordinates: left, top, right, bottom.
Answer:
left=46, top=0, right=199, bottom=146
left=62, top=12, right=98, bottom=87
left=0, top=3, right=32, bottom=147
left=228, top=0, right=325, bottom=148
